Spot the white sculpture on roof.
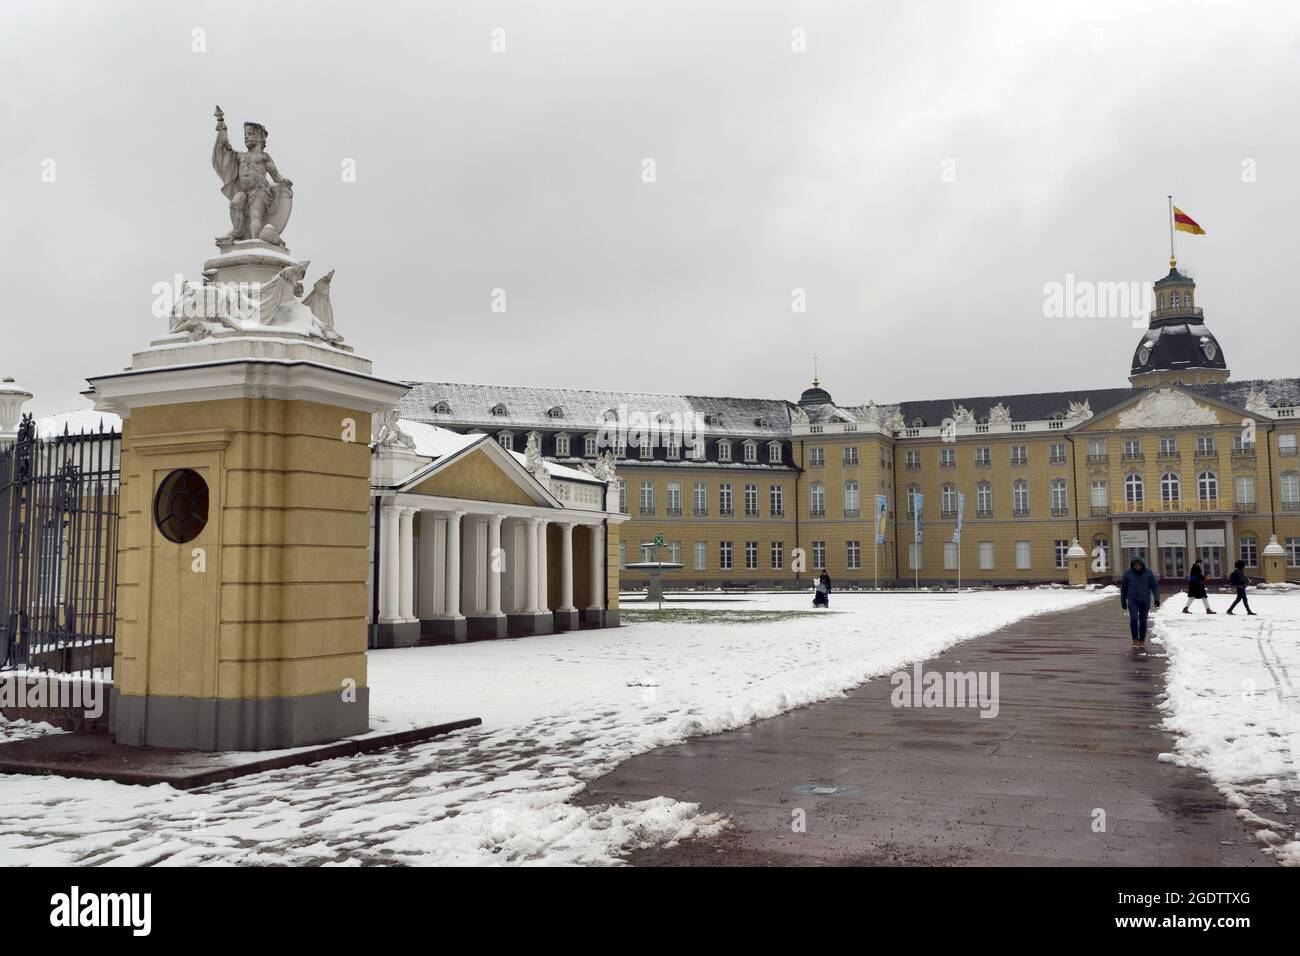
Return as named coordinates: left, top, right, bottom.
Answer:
left=1065, top=399, right=1093, bottom=422
left=374, top=409, right=416, bottom=450
left=1117, top=384, right=1217, bottom=429
left=987, top=402, right=1012, bottom=425
left=883, top=408, right=906, bottom=431
left=860, top=402, right=881, bottom=426
left=1244, top=385, right=1271, bottom=414
left=952, top=404, right=976, bottom=426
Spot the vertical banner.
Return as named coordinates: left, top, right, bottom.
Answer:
left=952, top=492, right=965, bottom=543
left=875, top=494, right=888, bottom=545
left=914, top=493, right=923, bottom=543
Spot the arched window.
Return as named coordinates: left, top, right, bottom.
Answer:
left=1125, top=472, right=1144, bottom=502
left=1198, top=470, right=1218, bottom=502
left=1160, top=472, right=1180, bottom=502
left=431, top=400, right=451, bottom=414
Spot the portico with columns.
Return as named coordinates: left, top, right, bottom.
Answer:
left=369, top=418, right=624, bottom=647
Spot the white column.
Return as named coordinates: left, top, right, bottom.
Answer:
left=445, top=510, right=463, bottom=617
left=560, top=522, right=575, bottom=611
left=487, top=514, right=504, bottom=615
left=525, top=517, right=540, bottom=613
left=398, top=506, right=416, bottom=620
left=381, top=502, right=401, bottom=621
left=588, top=524, right=605, bottom=611
left=536, top=518, right=550, bottom=611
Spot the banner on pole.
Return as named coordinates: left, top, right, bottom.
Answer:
left=875, top=494, right=888, bottom=545
left=951, top=492, right=965, bottom=544
left=913, top=493, right=923, bottom=544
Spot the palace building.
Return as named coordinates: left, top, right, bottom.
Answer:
left=402, top=258, right=1300, bottom=589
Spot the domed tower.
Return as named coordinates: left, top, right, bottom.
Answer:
left=797, top=375, right=834, bottom=408
left=1128, top=257, right=1229, bottom=387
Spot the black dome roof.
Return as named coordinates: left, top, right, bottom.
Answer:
left=798, top=384, right=834, bottom=407
left=1131, top=323, right=1227, bottom=377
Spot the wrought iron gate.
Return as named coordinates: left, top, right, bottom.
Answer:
left=0, top=414, right=120, bottom=675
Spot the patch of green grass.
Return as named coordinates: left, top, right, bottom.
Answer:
left=619, top=608, right=835, bottom=625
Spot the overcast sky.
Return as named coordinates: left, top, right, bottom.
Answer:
left=3, top=0, right=1299, bottom=417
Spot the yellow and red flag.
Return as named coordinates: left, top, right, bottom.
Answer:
left=1173, top=206, right=1206, bottom=235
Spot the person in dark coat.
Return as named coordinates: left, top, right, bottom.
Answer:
left=1120, top=557, right=1161, bottom=648
left=813, top=570, right=832, bottom=609
left=1226, top=560, right=1257, bottom=615
left=1182, top=560, right=1215, bottom=614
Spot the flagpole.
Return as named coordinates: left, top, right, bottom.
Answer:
left=1168, top=194, right=1175, bottom=266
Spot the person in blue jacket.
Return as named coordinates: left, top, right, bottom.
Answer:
left=1120, top=556, right=1161, bottom=649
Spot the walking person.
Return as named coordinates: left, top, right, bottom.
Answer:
left=1120, top=556, right=1161, bottom=651
left=1182, top=560, right=1215, bottom=614
left=813, top=570, right=832, bottom=609
left=1226, top=560, right=1257, bottom=615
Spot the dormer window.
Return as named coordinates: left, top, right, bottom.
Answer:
left=717, top=440, right=733, bottom=462
left=547, top=405, right=564, bottom=419
left=754, top=416, right=770, bottom=427
left=768, top=442, right=782, bottom=464
left=431, top=400, right=451, bottom=414
left=583, top=434, right=597, bottom=457
left=555, top=433, right=571, bottom=457
left=743, top=440, right=758, bottom=463
left=498, top=431, right=514, bottom=451
left=705, top=413, right=724, bottom=426
left=602, top=408, right=619, bottom=422
left=490, top=403, right=508, bottom=416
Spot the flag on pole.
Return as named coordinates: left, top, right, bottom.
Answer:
left=875, top=494, right=888, bottom=545
left=913, top=493, right=923, bottom=544
left=1172, top=206, right=1205, bottom=235
left=951, top=492, right=965, bottom=544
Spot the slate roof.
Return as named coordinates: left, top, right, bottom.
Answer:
left=866, top=387, right=1138, bottom=428
left=1130, top=323, right=1228, bottom=377
left=400, top=382, right=797, bottom=438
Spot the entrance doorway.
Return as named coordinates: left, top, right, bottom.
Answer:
left=1160, top=546, right=1185, bottom=581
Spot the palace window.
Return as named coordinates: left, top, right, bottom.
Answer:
left=555, top=434, right=570, bottom=457
left=1281, top=472, right=1300, bottom=507
left=719, top=482, right=734, bottom=516
left=810, top=481, right=826, bottom=517
left=769, top=442, right=783, bottom=463
left=1235, top=475, right=1256, bottom=506
left=694, top=541, right=707, bottom=571
left=691, top=438, right=706, bottom=460
left=1196, top=434, right=1216, bottom=456
left=847, top=541, right=861, bottom=570
left=431, top=400, right=451, bottom=414
left=743, top=440, right=758, bottom=463
left=1125, top=473, right=1144, bottom=503
left=908, top=542, right=922, bottom=570
left=975, top=446, right=991, bottom=467
left=812, top=540, right=826, bottom=568
left=1016, top=540, right=1031, bottom=570
left=944, top=542, right=958, bottom=570
left=667, top=540, right=681, bottom=564
left=1049, top=443, right=1066, bottom=464
left=905, top=450, right=921, bottom=469
left=979, top=541, right=994, bottom=570
left=618, top=542, right=626, bottom=568
left=744, top=483, right=759, bottom=517
left=1159, top=436, right=1178, bottom=458
left=1055, top=540, right=1070, bottom=569
left=844, top=480, right=861, bottom=517
left=1233, top=434, right=1254, bottom=454
left=717, top=440, right=732, bottom=462
left=1161, top=472, right=1180, bottom=503
left=618, top=479, right=627, bottom=514
left=940, top=448, right=956, bottom=469
left=1240, top=534, right=1258, bottom=567
left=745, top=541, right=758, bottom=571
left=809, top=447, right=825, bottom=467
left=1286, top=537, right=1300, bottom=567
left=1051, top=478, right=1068, bottom=514
left=584, top=434, right=597, bottom=457
left=1010, top=445, right=1028, bottom=466
left=1088, top=438, right=1107, bottom=460
left=665, top=440, right=681, bottom=460
left=976, top=481, right=992, bottom=516
left=770, top=484, right=784, bottom=517
left=720, top=541, right=733, bottom=570
left=906, top=485, right=920, bottom=518
left=770, top=542, right=784, bottom=570
left=498, top=432, right=514, bottom=451
left=1280, top=433, right=1298, bottom=456
left=1198, top=470, right=1219, bottom=502
left=843, top=446, right=860, bottom=466
left=941, top=483, right=957, bottom=516
left=1123, top=439, right=1142, bottom=459
left=639, top=441, right=653, bottom=460
left=1012, top=479, right=1029, bottom=515
left=546, top=406, right=564, bottom=419
left=693, top=481, right=708, bottom=515
left=490, top=403, right=508, bottom=416
left=666, top=481, right=682, bottom=516
left=1091, top=480, right=1108, bottom=509
left=639, top=480, right=655, bottom=515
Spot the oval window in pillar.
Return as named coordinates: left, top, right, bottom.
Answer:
left=152, top=468, right=209, bottom=544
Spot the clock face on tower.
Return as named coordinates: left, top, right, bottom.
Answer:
left=1204, top=340, right=1218, bottom=360
left=1138, top=346, right=1150, bottom=365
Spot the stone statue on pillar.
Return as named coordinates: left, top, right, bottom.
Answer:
left=212, top=105, right=294, bottom=247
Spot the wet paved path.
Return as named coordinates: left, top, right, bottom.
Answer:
left=580, top=600, right=1270, bottom=865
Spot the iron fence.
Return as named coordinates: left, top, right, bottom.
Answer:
left=0, top=414, right=120, bottom=675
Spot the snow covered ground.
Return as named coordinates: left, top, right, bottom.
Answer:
left=1152, top=586, right=1300, bottom=866
left=0, top=588, right=1102, bottom=866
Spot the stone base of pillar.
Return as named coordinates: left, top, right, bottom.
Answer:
left=581, top=608, right=617, bottom=628
left=371, top=620, right=421, bottom=648
left=507, top=611, right=554, bottom=636
left=553, top=608, right=580, bottom=632
left=422, top=615, right=467, bottom=642
left=110, top=686, right=369, bottom=751
left=466, top=613, right=507, bottom=639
